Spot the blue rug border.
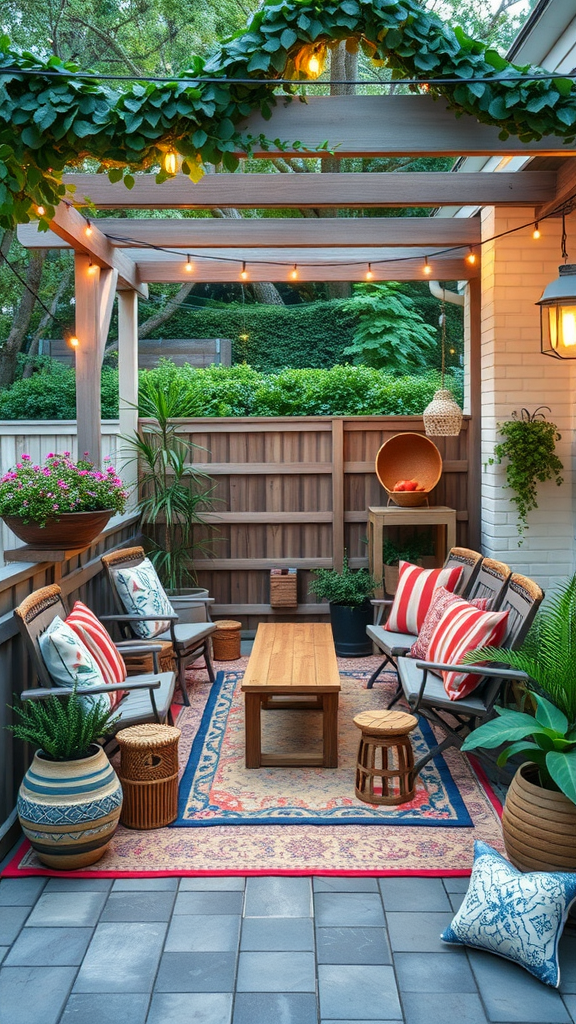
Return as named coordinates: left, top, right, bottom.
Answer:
left=173, top=669, right=473, bottom=828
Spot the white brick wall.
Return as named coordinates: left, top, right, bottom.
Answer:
left=479, top=207, right=576, bottom=593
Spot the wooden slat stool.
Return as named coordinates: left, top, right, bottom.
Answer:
left=117, top=723, right=181, bottom=829
left=353, top=710, right=418, bottom=806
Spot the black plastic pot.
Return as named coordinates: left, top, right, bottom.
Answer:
left=328, top=600, right=373, bottom=657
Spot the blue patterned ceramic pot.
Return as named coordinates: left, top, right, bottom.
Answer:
left=17, top=744, right=123, bottom=869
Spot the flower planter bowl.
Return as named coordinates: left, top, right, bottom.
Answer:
left=17, top=744, right=123, bottom=870
left=3, top=510, right=114, bottom=549
left=375, top=432, right=442, bottom=507
left=502, top=763, right=576, bottom=873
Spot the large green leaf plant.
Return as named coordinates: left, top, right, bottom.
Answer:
left=462, top=575, right=576, bottom=805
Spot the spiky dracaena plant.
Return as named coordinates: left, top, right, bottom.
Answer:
left=8, top=686, right=118, bottom=760
left=462, top=575, right=576, bottom=804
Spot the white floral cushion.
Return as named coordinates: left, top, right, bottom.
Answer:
left=113, top=557, right=175, bottom=639
left=39, top=616, right=110, bottom=711
left=442, top=840, right=576, bottom=987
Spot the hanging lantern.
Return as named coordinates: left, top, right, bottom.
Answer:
left=423, top=298, right=463, bottom=436
left=536, top=264, right=576, bottom=359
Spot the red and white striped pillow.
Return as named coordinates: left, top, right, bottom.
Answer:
left=409, top=586, right=488, bottom=661
left=426, top=597, right=509, bottom=700
left=66, top=601, right=127, bottom=709
left=385, top=561, right=463, bottom=636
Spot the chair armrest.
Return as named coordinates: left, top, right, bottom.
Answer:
left=115, top=642, right=163, bottom=654
left=370, top=599, right=393, bottom=627
left=101, top=614, right=179, bottom=623
left=414, top=661, right=529, bottom=681
left=21, top=679, right=162, bottom=701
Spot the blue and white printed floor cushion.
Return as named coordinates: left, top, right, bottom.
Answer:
left=113, top=557, right=175, bottom=639
left=442, top=840, right=576, bottom=987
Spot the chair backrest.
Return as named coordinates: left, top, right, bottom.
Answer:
left=478, top=572, right=544, bottom=710
left=443, top=547, right=483, bottom=597
left=14, top=584, right=70, bottom=689
left=101, top=546, right=147, bottom=616
left=467, top=557, right=511, bottom=609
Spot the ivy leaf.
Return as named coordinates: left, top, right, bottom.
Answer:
left=123, top=174, right=135, bottom=190
left=280, top=28, right=297, bottom=50
left=556, top=107, right=576, bottom=127
left=526, top=94, right=552, bottom=113
left=72, top=119, right=99, bottom=137
left=488, top=96, right=507, bottom=119
left=247, top=51, right=271, bottom=73
left=33, top=105, right=57, bottom=130
left=107, top=167, right=123, bottom=183
left=553, top=78, right=573, bottom=97
left=192, top=128, right=208, bottom=147
left=484, top=49, right=508, bottom=72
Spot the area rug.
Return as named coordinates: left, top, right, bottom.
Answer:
left=175, top=669, right=472, bottom=827
left=3, top=656, right=505, bottom=878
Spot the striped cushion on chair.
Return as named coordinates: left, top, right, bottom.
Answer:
left=66, top=601, right=127, bottom=709
left=385, top=561, right=463, bottom=636
left=427, top=597, right=509, bottom=700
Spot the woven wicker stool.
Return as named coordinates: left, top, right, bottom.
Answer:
left=122, top=639, right=175, bottom=676
left=212, top=619, right=242, bottom=661
left=117, top=723, right=181, bottom=829
left=353, top=710, right=418, bottom=806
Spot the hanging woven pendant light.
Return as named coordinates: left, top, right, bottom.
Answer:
left=423, top=298, right=463, bottom=437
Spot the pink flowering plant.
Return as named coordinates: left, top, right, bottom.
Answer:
left=0, top=453, right=128, bottom=526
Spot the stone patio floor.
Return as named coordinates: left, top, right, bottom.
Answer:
left=0, top=869, right=575, bottom=1024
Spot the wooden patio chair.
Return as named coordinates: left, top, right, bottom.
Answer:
left=390, top=572, right=544, bottom=778
left=101, top=546, right=216, bottom=707
left=366, top=548, right=493, bottom=689
left=14, top=585, right=177, bottom=732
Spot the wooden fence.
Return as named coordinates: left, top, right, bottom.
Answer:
left=165, top=415, right=476, bottom=629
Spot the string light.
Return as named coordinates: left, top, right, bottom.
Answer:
left=36, top=205, right=46, bottom=217
left=365, top=263, right=374, bottom=280
left=184, top=254, right=194, bottom=272
left=308, top=54, right=321, bottom=76
left=69, top=336, right=79, bottom=348
left=290, top=264, right=298, bottom=280
left=466, top=247, right=477, bottom=265
left=423, top=256, right=432, bottom=276
left=85, top=219, right=93, bottom=237
left=533, top=222, right=541, bottom=239
left=88, top=259, right=97, bottom=275
left=240, top=261, right=248, bottom=280
left=164, top=150, right=177, bottom=174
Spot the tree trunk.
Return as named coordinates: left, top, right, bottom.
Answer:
left=22, top=263, right=74, bottom=377
left=138, top=282, right=196, bottom=339
left=212, top=206, right=285, bottom=305
left=0, top=249, right=46, bottom=388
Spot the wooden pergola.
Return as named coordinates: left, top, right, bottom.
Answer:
left=16, top=92, right=576, bottom=484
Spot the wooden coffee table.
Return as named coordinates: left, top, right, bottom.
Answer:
left=241, top=622, right=341, bottom=769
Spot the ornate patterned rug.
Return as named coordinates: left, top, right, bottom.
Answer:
left=4, top=657, right=505, bottom=878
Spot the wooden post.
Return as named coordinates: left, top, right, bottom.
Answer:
left=332, top=417, right=344, bottom=571
left=74, top=254, right=118, bottom=467
left=117, top=290, right=139, bottom=502
left=467, top=277, right=481, bottom=551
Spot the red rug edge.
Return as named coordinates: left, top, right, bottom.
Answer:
left=1, top=756, right=503, bottom=879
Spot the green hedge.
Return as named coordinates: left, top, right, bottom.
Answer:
left=0, top=362, right=464, bottom=420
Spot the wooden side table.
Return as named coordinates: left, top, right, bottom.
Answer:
left=353, top=709, right=418, bottom=806
left=368, top=505, right=457, bottom=597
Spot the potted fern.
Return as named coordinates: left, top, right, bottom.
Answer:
left=10, top=687, right=123, bottom=870
left=462, top=575, right=576, bottom=872
left=309, top=557, right=378, bottom=656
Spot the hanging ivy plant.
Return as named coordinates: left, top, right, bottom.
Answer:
left=1, top=0, right=576, bottom=230
left=487, top=407, right=564, bottom=544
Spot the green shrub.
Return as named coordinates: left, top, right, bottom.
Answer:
left=0, top=365, right=119, bottom=420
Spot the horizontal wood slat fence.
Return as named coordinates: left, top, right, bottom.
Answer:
left=159, top=416, right=475, bottom=629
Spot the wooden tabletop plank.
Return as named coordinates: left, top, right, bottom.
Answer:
left=242, top=622, right=340, bottom=693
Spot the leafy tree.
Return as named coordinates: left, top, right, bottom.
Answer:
left=343, top=283, right=438, bottom=372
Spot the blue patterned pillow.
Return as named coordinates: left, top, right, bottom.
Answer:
left=442, top=840, right=576, bottom=987
left=39, top=616, right=110, bottom=712
left=113, top=558, right=175, bottom=639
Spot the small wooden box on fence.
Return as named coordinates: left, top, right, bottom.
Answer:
left=270, top=567, right=298, bottom=608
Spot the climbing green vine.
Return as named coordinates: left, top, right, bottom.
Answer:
left=487, top=408, right=564, bottom=544
left=1, top=0, right=576, bottom=230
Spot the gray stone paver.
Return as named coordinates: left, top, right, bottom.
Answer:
left=0, top=872, right=574, bottom=1023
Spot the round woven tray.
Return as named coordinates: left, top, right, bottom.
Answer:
left=375, top=432, right=442, bottom=507
left=212, top=619, right=242, bottom=661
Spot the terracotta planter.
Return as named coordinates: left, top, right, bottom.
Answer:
left=17, top=744, right=123, bottom=870
left=3, top=510, right=114, bottom=549
left=502, top=762, right=576, bottom=872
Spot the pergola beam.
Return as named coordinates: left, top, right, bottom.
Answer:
left=18, top=216, right=481, bottom=250
left=238, top=95, right=576, bottom=158
left=59, top=171, right=557, bottom=210
left=536, top=157, right=576, bottom=219
left=49, top=203, right=148, bottom=297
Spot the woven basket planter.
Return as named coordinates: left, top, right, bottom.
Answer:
left=502, top=763, right=576, bottom=872
left=212, top=619, right=242, bottom=661
left=270, top=568, right=298, bottom=607
left=117, top=723, right=181, bottom=830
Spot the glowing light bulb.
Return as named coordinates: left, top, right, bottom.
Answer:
left=240, top=261, right=248, bottom=280
left=88, top=260, right=97, bottom=275
left=184, top=254, right=194, bottom=273
left=466, top=248, right=477, bottom=265
left=85, top=219, right=93, bottom=237
left=36, top=205, right=46, bottom=217
left=69, top=336, right=79, bottom=348
left=533, top=222, right=541, bottom=240
left=308, top=55, right=320, bottom=76
left=239, top=333, right=249, bottom=342
left=290, top=264, right=298, bottom=280
left=423, top=257, right=432, bottom=276
left=365, top=263, right=374, bottom=280
left=164, top=150, right=177, bottom=174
